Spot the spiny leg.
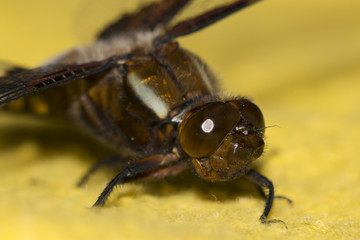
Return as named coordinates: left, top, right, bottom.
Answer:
left=77, top=156, right=127, bottom=187
left=245, top=169, right=287, bottom=227
left=254, top=185, right=293, bottom=205
left=93, top=161, right=154, bottom=207
left=93, top=153, right=187, bottom=207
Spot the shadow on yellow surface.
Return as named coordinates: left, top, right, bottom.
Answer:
left=0, top=0, right=360, bottom=239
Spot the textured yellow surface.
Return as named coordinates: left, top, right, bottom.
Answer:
left=1, top=0, right=360, bottom=239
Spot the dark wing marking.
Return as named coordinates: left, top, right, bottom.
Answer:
left=0, top=55, right=131, bottom=105
left=97, top=0, right=190, bottom=40
left=155, top=0, right=261, bottom=44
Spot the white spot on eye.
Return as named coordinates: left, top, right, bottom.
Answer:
left=201, top=119, right=214, bottom=133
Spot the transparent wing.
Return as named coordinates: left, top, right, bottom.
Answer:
left=74, top=0, right=156, bottom=42
left=0, top=0, right=260, bottom=105
left=160, top=0, right=260, bottom=42
left=75, top=0, right=255, bottom=42
left=84, top=0, right=260, bottom=42
left=96, top=0, right=191, bottom=40
left=0, top=56, right=125, bottom=105
left=0, top=62, right=26, bottom=78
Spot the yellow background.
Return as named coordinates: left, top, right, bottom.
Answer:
left=1, top=0, right=360, bottom=239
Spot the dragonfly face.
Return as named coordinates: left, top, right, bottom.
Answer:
left=0, top=0, right=290, bottom=225
left=179, top=99, right=265, bottom=181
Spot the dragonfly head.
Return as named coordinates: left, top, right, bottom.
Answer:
left=178, top=98, right=265, bottom=181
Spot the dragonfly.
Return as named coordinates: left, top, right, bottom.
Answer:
left=0, top=0, right=290, bottom=225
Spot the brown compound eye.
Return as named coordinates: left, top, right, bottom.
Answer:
left=228, top=99, right=265, bottom=133
left=238, top=99, right=265, bottom=132
left=179, top=102, right=240, bottom=158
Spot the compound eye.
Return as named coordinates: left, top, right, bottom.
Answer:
left=179, top=102, right=240, bottom=158
left=239, top=99, right=265, bottom=131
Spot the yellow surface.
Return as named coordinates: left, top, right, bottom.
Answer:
left=1, top=0, right=360, bottom=239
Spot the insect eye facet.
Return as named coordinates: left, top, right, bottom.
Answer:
left=228, top=99, right=265, bottom=133
left=179, top=102, right=240, bottom=158
left=240, top=99, right=265, bottom=132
